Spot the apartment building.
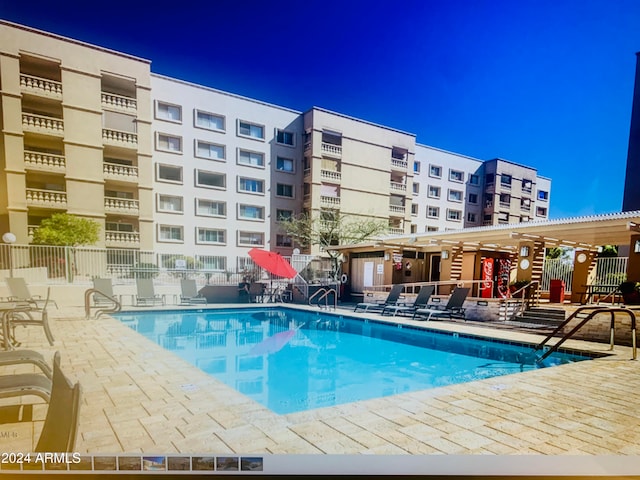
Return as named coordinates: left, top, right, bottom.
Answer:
left=0, top=21, right=153, bottom=255
left=0, top=20, right=551, bottom=273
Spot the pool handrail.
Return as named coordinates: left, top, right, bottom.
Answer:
left=84, top=288, right=121, bottom=319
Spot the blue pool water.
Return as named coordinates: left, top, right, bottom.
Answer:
left=114, top=308, right=593, bottom=414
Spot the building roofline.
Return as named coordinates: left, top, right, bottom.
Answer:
left=486, top=157, right=539, bottom=171
left=0, top=19, right=151, bottom=64
left=306, top=106, right=417, bottom=137
left=415, top=143, right=484, bottom=165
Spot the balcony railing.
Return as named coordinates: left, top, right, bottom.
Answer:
left=389, top=204, right=405, bottom=215
left=320, top=195, right=340, bottom=207
left=103, top=162, right=139, bottom=181
left=22, top=113, right=64, bottom=136
left=24, top=150, right=66, bottom=172
left=321, top=169, right=341, bottom=182
left=388, top=227, right=405, bottom=235
left=105, top=230, right=140, bottom=246
left=104, top=197, right=139, bottom=214
left=101, top=92, right=137, bottom=113
left=321, top=143, right=342, bottom=158
left=303, top=167, right=311, bottom=178
left=20, top=74, right=63, bottom=99
left=102, top=129, right=138, bottom=147
left=390, top=181, right=406, bottom=192
left=391, top=158, right=408, bottom=170
left=25, top=188, right=67, bottom=208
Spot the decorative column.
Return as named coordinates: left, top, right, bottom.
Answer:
left=570, top=250, right=597, bottom=303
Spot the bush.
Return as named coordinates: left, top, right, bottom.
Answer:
left=130, top=262, right=159, bottom=278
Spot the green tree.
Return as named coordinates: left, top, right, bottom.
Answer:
left=598, top=245, right=618, bottom=257
left=279, top=210, right=388, bottom=280
left=32, top=213, right=100, bottom=246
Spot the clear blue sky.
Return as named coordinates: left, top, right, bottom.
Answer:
left=2, top=0, right=640, bottom=219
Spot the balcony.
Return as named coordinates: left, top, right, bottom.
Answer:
left=102, top=128, right=138, bottom=148
left=390, top=181, right=406, bottom=192
left=104, top=197, right=139, bottom=215
left=303, top=167, right=311, bottom=179
left=22, top=113, right=64, bottom=136
left=321, top=143, right=342, bottom=158
left=101, top=92, right=137, bottom=114
left=320, top=170, right=341, bottom=182
left=25, top=188, right=67, bottom=208
left=389, top=204, right=405, bottom=216
left=388, top=227, right=405, bottom=235
left=391, top=158, right=408, bottom=171
left=20, top=74, right=62, bottom=100
left=24, top=150, right=66, bottom=173
left=104, top=162, right=139, bottom=182
left=105, top=230, right=140, bottom=247
left=320, top=195, right=340, bottom=207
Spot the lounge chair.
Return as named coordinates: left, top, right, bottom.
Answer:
left=180, top=279, right=207, bottom=305
left=354, top=284, right=404, bottom=312
left=412, top=287, right=470, bottom=321
left=92, top=278, right=117, bottom=306
left=0, top=349, right=53, bottom=378
left=6, top=277, right=58, bottom=309
left=5, top=287, right=55, bottom=347
left=135, top=278, right=164, bottom=307
left=35, top=351, right=81, bottom=452
left=382, top=285, right=435, bottom=317
left=0, top=351, right=58, bottom=402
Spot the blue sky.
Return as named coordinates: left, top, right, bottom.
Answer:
left=2, top=0, right=639, bottom=219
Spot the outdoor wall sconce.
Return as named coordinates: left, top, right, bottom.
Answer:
left=519, top=245, right=530, bottom=257
left=384, top=253, right=390, bottom=261
left=635, top=240, right=640, bottom=254
left=441, top=250, right=449, bottom=259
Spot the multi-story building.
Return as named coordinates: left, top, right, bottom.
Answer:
left=623, top=51, right=640, bottom=212
left=0, top=20, right=551, bottom=273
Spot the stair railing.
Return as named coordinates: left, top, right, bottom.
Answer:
left=533, top=305, right=637, bottom=364
left=308, top=287, right=337, bottom=309
left=499, top=280, right=540, bottom=322
left=84, top=288, right=121, bottom=319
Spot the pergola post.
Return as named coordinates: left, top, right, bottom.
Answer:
left=627, top=234, right=640, bottom=282
left=571, top=250, right=597, bottom=303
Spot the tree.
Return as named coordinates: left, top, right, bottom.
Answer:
left=279, top=210, right=388, bottom=279
left=32, top=213, right=100, bottom=246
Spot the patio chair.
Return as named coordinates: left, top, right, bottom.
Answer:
left=135, top=278, right=164, bottom=307
left=0, top=349, right=53, bottom=379
left=92, top=278, right=117, bottom=306
left=35, top=351, right=81, bottom=452
left=5, top=277, right=58, bottom=309
left=0, top=351, right=57, bottom=402
left=382, top=285, right=435, bottom=317
left=180, top=279, right=207, bottom=305
left=5, top=287, right=55, bottom=347
left=354, top=284, right=404, bottom=312
left=248, top=282, right=265, bottom=303
left=412, top=287, right=470, bottom=321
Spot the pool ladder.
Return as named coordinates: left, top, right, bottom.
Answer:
left=84, top=288, right=121, bottom=319
left=533, top=305, right=637, bottom=364
left=308, top=288, right=337, bottom=310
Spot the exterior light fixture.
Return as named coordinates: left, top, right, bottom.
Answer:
left=441, top=250, right=449, bottom=259
left=635, top=240, right=640, bottom=254
left=519, top=245, right=530, bottom=257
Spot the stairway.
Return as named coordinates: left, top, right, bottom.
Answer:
left=507, top=306, right=566, bottom=329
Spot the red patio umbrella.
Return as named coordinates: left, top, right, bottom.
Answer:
left=248, top=248, right=297, bottom=278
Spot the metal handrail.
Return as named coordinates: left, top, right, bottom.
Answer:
left=534, top=305, right=637, bottom=363
left=316, top=289, right=337, bottom=310
left=84, top=288, right=121, bottom=319
left=501, top=281, right=541, bottom=321
left=308, top=288, right=328, bottom=307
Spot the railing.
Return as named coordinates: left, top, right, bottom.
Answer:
left=22, top=113, right=64, bottom=135
left=25, top=188, right=67, bottom=207
left=20, top=74, right=62, bottom=98
left=391, top=158, right=408, bottom=170
left=104, top=197, right=139, bottom=214
left=534, top=306, right=637, bottom=363
left=594, top=257, right=628, bottom=285
left=24, top=150, right=66, bottom=171
left=101, top=92, right=137, bottom=112
left=105, top=231, right=140, bottom=246
left=103, top=162, right=138, bottom=180
left=499, top=281, right=540, bottom=322
left=320, top=195, right=340, bottom=206
left=541, top=258, right=574, bottom=292
left=388, top=227, right=404, bottom=235
left=390, top=182, right=406, bottom=192
left=308, top=287, right=337, bottom=310
left=102, top=128, right=138, bottom=146
left=321, top=143, right=342, bottom=157
left=320, top=169, right=341, bottom=181
left=84, top=287, right=121, bottom=319
left=389, top=204, right=405, bottom=214
left=303, top=167, right=311, bottom=178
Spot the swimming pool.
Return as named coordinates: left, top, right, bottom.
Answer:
left=114, top=308, right=594, bottom=414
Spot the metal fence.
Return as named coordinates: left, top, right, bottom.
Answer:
left=540, top=256, right=629, bottom=292
left=541, top=258, right=574, bottom=292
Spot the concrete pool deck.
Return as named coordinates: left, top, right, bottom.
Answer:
left=1, top=303, right=639, bottom=457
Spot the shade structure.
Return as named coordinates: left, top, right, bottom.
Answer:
left=248, top=248, right=297, bottom=278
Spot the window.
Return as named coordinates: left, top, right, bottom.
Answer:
left=411, top=204, right=419, bottom=216
left=196, top=199, right=225, bottom=217
left=410, top=224, right=417, bottom=234
left=428, top=185, right=441, bottom=198
left=157, top=133, right=182, bottom=153
left=426, top=226, right=439, bottom=232
left=276, top=209, right=293, bottom=221
left=499, top=193, right=511, bottom=206
left=538, top=190, right=549, bottom=201
left=429, top=165, right=442, bottom=178
left=521, top=198, right=531, bottom=211
left=155, top=101, right=181, bottom=122
left=449, top=169, right=464, bottom=182
left=276, top=129, right=295, bottom=146
left=238, top=231, right=264, bottom=246
left=195, top=110, right=224, bottom=131
left=105, top=222, right=134, bottom=232
left=486, top=173, right=495, bottom=185
left=467, top=212, right=477, bottom=222
left=238, top=150, right=265, bottom=168
left=238, top=120, right=264, bottom=140
left=413, top=161, right=421, bottom=173
left=447, top=209, right=462, bottom=221
left=158, top=225, right=183, bottom=242
left=520, top=216, right=530, bottom=223
left=468, top=193, right=478, bottom=204
left=412, top=183, right=419, bottom=195
left=448, top=189, right=463, bottom=202
left=537, top=206, right=548, bottom=217
left=238, top=177, right=264, bottom=194
left=196, top=170, right=226, bottom=189
left=157, top=194, right=183, bottom=213
left=469, top=174, right=479, bottom=185
left=484, top=214, right=493, bottom=223
left=276, top=156, right=294, bottom=173
left=427, top=206, right=439, bottom=218
left=498, top=212, right=509, bottom=223
left=196, top=141, right=225, bottom=161
left=197, top=228, right=225, bottom=244
left=157, top=164, right=182, bottom=183
left=501, top=174, right=512, bottom=188
left=199, top=255, right=226, bottom=271
left=238, top=204, right=265, bottom=220
left=276, top=183, right=294, bottom=198
left=522, top=179, right=533, bottom=193
left=276, top=234, right=292, bottom=247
